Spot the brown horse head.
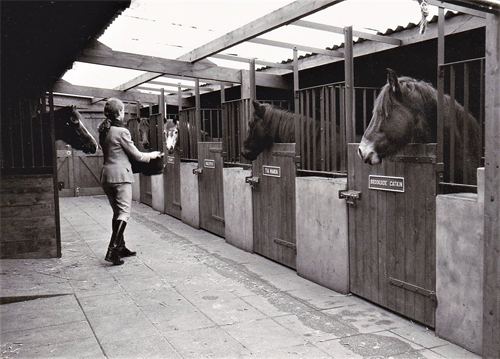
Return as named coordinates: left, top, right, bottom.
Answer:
left=55, top=106, right=98, bottom=154
left=358, top=69, right=435, bottom=165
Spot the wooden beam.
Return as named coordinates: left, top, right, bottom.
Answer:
left=210, top=53, right=294, bottom=69
left=77, top=41, right=241, bottom=83
left=483, top=11, right=500, bottom=359
left=291, top=20, right=402, bottom=45
left=429, top=0, right=499, bottom=14
left=248, top=37, right=344, bottom=57
left=116, top=73, right=163, bottom=91
left=51, top=80, right=189, bottom=106
left=147, top=81, right=214, bottom=91
left=178, top=0, right=346, bottom=62
left=426, top=0, right=487, bottom=18
left=77, top=40, right=289, bottom=90
left=136, top=85, right=194, bottom=95
left=262, top=13, right=485, bottom=75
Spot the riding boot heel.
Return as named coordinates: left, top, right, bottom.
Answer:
left=105, top=248, right=124, bottom=265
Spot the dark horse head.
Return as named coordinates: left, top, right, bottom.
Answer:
left=241, top=101, right=295, bottom=161
left=137, top=117, right=150, bottom=149
left=164, top=118, right=179, bottom=154
left=54, top=106, right=97, bottom=154
left=358, top=68, right=481, bottom=184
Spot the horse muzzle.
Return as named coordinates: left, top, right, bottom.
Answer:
left=358, top=138, right=380, bottom=165
left=241, top=149, right=257, bottom=161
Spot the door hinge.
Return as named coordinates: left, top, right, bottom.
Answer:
left=389, top=277, right=437, bottom=303
left=274, top=238, right=297, bottom=253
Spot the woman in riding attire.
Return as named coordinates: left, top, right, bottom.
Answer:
left=97, top=98, right=162, bottom=265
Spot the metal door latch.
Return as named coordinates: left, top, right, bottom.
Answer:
left=339, top=190, right=362, bottom=205
left=245, top=176, right=259, bottom=189
left=193, top=168, right=203, bottom=175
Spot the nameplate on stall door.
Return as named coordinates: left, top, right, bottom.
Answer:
left=166, top=156, right=175, bottom=165
left=204, top=159, right=215, bottom=168
left=369, top=175, right=405, bottom=193
left=263, top=166, right=281, bottom=178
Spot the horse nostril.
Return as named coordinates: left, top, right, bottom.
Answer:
left=357, top=147, right=363, bottom=159
left=363, top=152, right=374, bottom=164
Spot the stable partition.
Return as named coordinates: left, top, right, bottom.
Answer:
left=180, top=162, right=200, bottom=229
left=436, top=168, right=485, bottom=355
left=296, top=176, right=349, bottom=294
left=223, top=167, right=253, bottom=253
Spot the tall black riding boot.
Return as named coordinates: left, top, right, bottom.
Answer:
left=113, top=219, right=136, bottom=257
left=105, top=220, right=127, bottom=265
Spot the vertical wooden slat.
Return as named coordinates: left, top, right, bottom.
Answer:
left=463, top=63, right=470, bottom=184
left=339, top=85, right=346, bottom=172
left=449, top=66, right=456, bottom=183
left=324, top=87, right=331, bottom=172
left=312, top=89, right=317, bottom=170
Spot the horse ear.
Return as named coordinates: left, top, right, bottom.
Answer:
left=252, top=101, right=265, bottom=117
left=386, top=68, right=402, bottom=99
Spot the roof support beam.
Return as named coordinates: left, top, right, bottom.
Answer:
left=428, top=0, right=499, bottom=15
left=248, top=37, right=344, bottom=57
left=147, top=81, right=214, bottom=91
left=178, top=0, right=346, bottom=62
left=77, top=40, right=290, bottom=90
left=291, top=20, right=402, bottom=45
left=210, top=53, right=294, bottom=69
left=52, top=80, right=189, bottom=106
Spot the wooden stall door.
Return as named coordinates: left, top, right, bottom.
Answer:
left=139, top=113, right=163, bottom=208
left=252, top=143, right=296, bottom=269
left=56, top=143, right=104, bottom=197
left=197, top=142, right=224, bottom=237
left=345, top=143, right=437, bottom=328
left=163, top=151, right=182, bottom=219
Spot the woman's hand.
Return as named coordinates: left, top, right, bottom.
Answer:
left=150, top=151, right=163, bottom=159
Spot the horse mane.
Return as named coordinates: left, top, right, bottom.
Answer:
left=260, top=104, right=316, bottom=143
left=376, top=75, right=481, bottom=183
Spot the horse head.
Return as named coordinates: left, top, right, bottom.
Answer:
left=241, top=101, right=274, bottom=161
left=137, top=117, right=150, bottom=149
left=358, top=68, right=433, bottom=165
left=164, top=118, right=179, bottom=154
left=55, top=106, right=98, bottom=154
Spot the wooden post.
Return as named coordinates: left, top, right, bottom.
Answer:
left=49, top=91, right=62, bottom=258
left=249, top=58, right=256, bottom=102
left=160, top=88, right=166, bottom=155
left=241, top=70, right=251, bottom=100
left=177, top=83, right=182, bottom=113
left=195, top=78, right=201, bottom=143
left=344, top=26, right=354, bottom=144
left=293, top=47, right=300, bottom=167
left=220, top=83, right=227, bottom=160
left=437, top=7, right=445, bottom=184
left=483, top=11, right=500, bottom=359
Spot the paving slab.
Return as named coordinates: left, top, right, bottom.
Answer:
left=0, top=196, right=481, bottom=359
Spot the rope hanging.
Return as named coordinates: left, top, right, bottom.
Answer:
left=417, top=0, right=429, bottom=35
